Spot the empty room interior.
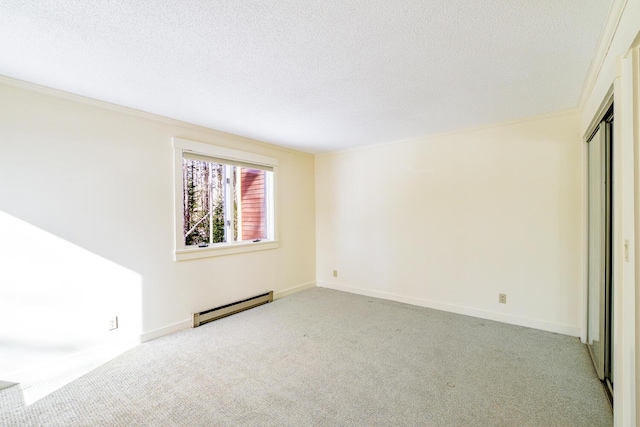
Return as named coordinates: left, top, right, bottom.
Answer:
left=1, top=1, right=640, bottom=426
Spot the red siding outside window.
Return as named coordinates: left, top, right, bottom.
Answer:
left=240, top=168, right=266, bottom=240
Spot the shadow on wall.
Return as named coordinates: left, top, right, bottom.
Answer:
left=0, top=210, right=142, bottom=383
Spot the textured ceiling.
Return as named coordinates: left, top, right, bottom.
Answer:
left=0, top=1, right=612, bottom=153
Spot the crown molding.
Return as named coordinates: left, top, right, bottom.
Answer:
left=578, top=0, right=628, bottom=110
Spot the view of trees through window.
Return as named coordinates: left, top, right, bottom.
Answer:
left=182, top=157, right=268, bottom=247
left=183, top=159, right=229, bottom=246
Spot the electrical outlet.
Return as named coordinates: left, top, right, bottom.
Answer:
left=499, top=294, right=507, bottom=304
left=333, top=270, right=338, bottom=277
left=109, top=316, right=118, bottom=331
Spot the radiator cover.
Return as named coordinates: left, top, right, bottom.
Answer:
left=192, top=291, right=273, bottom=327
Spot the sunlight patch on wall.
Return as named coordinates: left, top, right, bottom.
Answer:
left=0, top=210, right=142, bottom=403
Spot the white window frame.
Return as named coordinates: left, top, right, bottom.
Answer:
left=173, top=137, right=278, bottom=261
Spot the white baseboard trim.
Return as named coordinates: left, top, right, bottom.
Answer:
left=140, top=319, right=191, bottom=343
left=140, top=281, right=316, bottom=343
left=274, top=281, right=316, bottom=300
left=318, top=281, right=580, bottom=337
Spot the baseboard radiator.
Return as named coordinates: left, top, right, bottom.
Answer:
left=192, top=291, right=273, bottom=328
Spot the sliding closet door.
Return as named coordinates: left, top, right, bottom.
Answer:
left=587, top=122, right=606, bottom=379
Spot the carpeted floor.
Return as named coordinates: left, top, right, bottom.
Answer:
left=0, top=288, right=612, bottom=426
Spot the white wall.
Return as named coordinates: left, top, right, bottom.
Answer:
left=0, top=80, right=316, bottom=371
left=316, top=111, right=582, bottom=336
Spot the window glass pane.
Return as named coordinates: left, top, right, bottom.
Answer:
left=233, top=167, right=238, bottom=241
left=182, top=158, right=225, bottom=246
left=238, top=168, right=267, bottom=241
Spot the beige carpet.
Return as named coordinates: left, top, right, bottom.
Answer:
left=1, top=288, right=612, bottom=426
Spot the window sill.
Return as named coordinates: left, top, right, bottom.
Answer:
left=174, top=240, right=279, bottom=261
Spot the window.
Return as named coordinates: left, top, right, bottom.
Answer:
left=173, top=138, right=277, bottom=260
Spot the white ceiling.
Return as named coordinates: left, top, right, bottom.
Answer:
left=0, top=1, right=612, bottom=153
